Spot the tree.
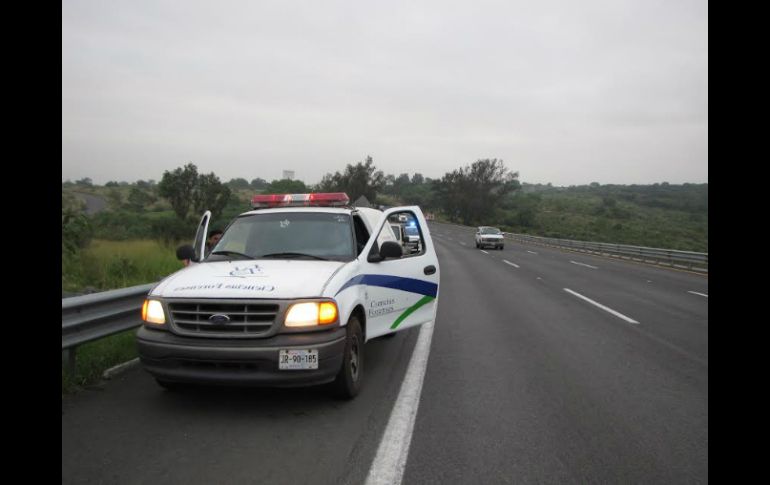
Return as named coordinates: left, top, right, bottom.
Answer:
left=62, top=209, right=92, bottom=255
left=227, top=178, right=250, bottom=190
left=75, top=177, right=93, bottom=187
left=193, top=173, right=231, bottom=218
left=435, top=159, right=520, bottom=225
left=250, top=177, right=268, bottom=190
left=158, top=163, right=198, bottom=220
left=158, top=163, right=232, bottom=220
left=264, top=179, right=308, bottom=194
left=106, top=189, right=123, bottom=209
left=318, top=172, right=345, bottom=193
left=411, top=173, right=424, bottom=185
left=395, top=173, right=411, bottom=187
left=62, top=191, right=85, bottom=213
left=127, top=187, right=156, bottom=212
left=317, top=156, right=385, bottom=202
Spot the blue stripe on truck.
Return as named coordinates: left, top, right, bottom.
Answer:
left=335, top=274, right=438, bottom=298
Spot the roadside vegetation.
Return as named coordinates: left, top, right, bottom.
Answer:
left=63, top=159, right=708, bottom=295
left=62, top=240, right=185, bottom=294
left=496, top=183, right=708, bottom=252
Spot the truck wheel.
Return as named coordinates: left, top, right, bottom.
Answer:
left=332, top=316, right=364, bottom=399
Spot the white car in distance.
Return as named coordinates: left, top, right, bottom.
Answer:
left=475, top=226, right=505, bottom=250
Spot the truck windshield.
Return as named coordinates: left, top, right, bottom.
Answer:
left=480, top=227, right=501, bottom=235
left=207, top=212, right=356, bottom=262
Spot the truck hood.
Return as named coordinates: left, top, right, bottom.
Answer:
left=150, top=260, right=347, bottom=299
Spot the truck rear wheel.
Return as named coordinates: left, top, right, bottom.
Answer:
left=332, top=316, right=364, bottom=399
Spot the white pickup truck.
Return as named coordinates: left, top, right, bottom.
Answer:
left=137, top=193, right=440, bottom=398
left=475, top=226, right=505, bottom=250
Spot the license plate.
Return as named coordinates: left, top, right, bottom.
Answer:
left=279, top=349, right=319, bottom=370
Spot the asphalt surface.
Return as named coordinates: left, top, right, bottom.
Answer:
left=62, top=222, right=708, bottom=484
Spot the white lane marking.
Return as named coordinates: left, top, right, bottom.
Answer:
left=481, top=250, right=489, bottom=254
left=688, top=291, right=708, bottom=298
left=365, top=321, right=435, bottom=485
left=503, top=259, right=519, bottom=268
left=460, top=242, right=466, bottom=246
left=527, top=251, right=538, bottom=255
left=564, top=288, right=639, bottom=324
left=570, top=261, right=598, bottom=269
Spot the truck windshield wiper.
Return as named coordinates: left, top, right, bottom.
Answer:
left=259, top=252, right=330, bottom=261
left=210, top=250, right=254, bottom=260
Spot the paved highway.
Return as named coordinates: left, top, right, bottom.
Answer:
left=62, top=222, right=708, bottom=484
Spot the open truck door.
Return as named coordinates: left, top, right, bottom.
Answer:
left=359, top=206, right=439, bottom=340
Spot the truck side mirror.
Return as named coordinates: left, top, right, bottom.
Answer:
left=367, top=241, right=403, bottom=262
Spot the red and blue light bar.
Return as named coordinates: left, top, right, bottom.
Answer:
left=250, top=192, right=350, bottom=209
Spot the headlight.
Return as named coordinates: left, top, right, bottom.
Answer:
left=285, top=301, right=338, bottom=327
left=142, top=299, right=166, bottom=325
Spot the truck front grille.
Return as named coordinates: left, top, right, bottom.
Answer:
left=167, top=300, right=283, bottom=338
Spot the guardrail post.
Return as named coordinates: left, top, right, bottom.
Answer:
left=62, top=347, right=76, bottom=378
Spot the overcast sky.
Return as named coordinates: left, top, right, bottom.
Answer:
left=62, top=0, right=707, bottom=187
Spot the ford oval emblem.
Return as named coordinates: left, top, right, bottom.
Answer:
left=209, top=314, right=231, bottom=325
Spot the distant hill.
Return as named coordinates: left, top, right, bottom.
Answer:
left=496, top=183, right=708, bottom=252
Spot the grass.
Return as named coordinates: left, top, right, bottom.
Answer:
left=61, top=239, right=184, bottom=394
left=62, top=329, right=139, bottom=395
left=62, top=239, right=185, bottom=293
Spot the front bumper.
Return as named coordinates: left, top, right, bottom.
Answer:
left=478, top=239, right=503, bottom=247
left=136, top=326, right=346, bottom=387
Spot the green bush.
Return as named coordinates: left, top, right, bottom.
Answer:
left=62, top=209, right=92, bottom=255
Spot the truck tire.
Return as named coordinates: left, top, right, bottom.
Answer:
left=332, top=316, right=364, bottom=399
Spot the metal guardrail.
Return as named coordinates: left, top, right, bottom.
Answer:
left=61, top=283, right=155, bottom=374
left=428, top=221, right=708, bottom=273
